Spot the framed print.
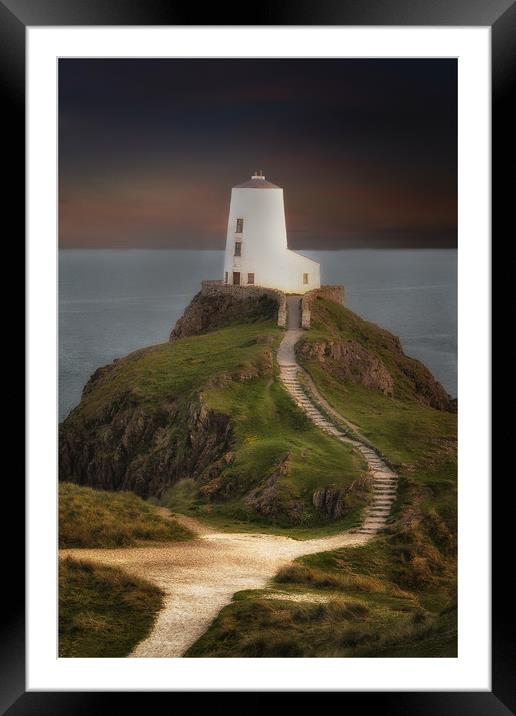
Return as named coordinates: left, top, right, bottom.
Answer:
left=7, top=0, right=511, bottom=709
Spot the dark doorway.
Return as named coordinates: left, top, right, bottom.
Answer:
left=233, top=272, right=240, bottom=285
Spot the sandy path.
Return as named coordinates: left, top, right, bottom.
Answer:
left=61, top=518, right=367, bottom=657
left=61, top=298, right=397, bottom=657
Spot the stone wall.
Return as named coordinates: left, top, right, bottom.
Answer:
left=301, top=285, right=345, bottom=329
left=201, top=280, right=287, bottom=327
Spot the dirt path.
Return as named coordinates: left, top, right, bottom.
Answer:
left=61, top=298, right=398, bottom=657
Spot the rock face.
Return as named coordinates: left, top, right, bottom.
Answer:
left=170, top=292, right=277, bottom=341
left=59, top=373, right=235, bottom=499
left=312, top=476, right=371, bottom=520
left=299, top=339, right=395, bottom=396
left=312, top=486, right=348, bottom=520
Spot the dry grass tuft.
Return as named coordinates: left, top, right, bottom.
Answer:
left=59, top=482, right=193, bottom=548
left=59, top=557, right=164, bottom=657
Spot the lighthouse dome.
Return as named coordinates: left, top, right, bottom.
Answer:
left=234, top=170, right=280, bottom=189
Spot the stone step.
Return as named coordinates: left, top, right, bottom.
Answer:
left=362, top=519, right=386, bottom=524
left=356, top=529, right=380, bottom=535
left=357, top=527, right=380, bottom=532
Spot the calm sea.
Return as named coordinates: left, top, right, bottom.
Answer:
left=59, top=249, right=457, bottom=420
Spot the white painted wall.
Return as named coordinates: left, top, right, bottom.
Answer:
left=222, top=175, right=320, bottom=294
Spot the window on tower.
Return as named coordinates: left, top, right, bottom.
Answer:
left=303, top=273, right=309, bottom=284
left=236, top=218, right=244, bottom=233
left=247, top=273, right=255, bottom=285
left=234, top=241, right=242, bottom=257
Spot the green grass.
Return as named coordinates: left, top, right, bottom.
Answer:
left=299, top=366, right=457, bottom=478
left=203, top=377, right=366, bottom=518
left=59, top=557, right=164, bottom=657
left=59, top=483, right=193, bottom=548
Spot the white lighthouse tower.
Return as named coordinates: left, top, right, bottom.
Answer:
left=222, top=171, right=320, bottom=294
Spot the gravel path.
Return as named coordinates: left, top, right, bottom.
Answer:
left=61, top=297, right=398, bottom=657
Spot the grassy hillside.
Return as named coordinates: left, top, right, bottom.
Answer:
left=301, top=298, right=454, bottom=410
left=186, top=583, right=456, bottom=658
left=68, top=321, right=281, bottom=422
left=59, top=483, right=193, bottom=548
left=59, top=557, right=164, bottom=657
left=187, top=298, right=457, bottom=658
left=159, top=368, right=367, bottom=530
left=61, top=318, right=367, bottom=530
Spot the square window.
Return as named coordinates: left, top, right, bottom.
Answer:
left=247, top=273, right=255, bottom=285
left=234, top=241, right=242, bottom=257
left=303, top=273, right=309, bottom=284
left=236, top=218, right=244, bottom=233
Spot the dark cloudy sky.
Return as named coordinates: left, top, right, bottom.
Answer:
left=59, top=59, right=457, bottom=250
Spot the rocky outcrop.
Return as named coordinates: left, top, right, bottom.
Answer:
left=312, top=476, right=371, bottom=520
left=312, top=486, right=348, bottom=519
left=59, top=389, right=234, bottom=499
left=170, top=290, right=279, bottom=341
left=243, top=456, right=307, bottom=525
left=299, top=339, right=395, bottom=396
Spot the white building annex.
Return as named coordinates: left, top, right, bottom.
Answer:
left=223, top=171, right=320, bottom=294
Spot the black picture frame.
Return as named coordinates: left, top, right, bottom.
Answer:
left=8, top=0, right=510, bottom=710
